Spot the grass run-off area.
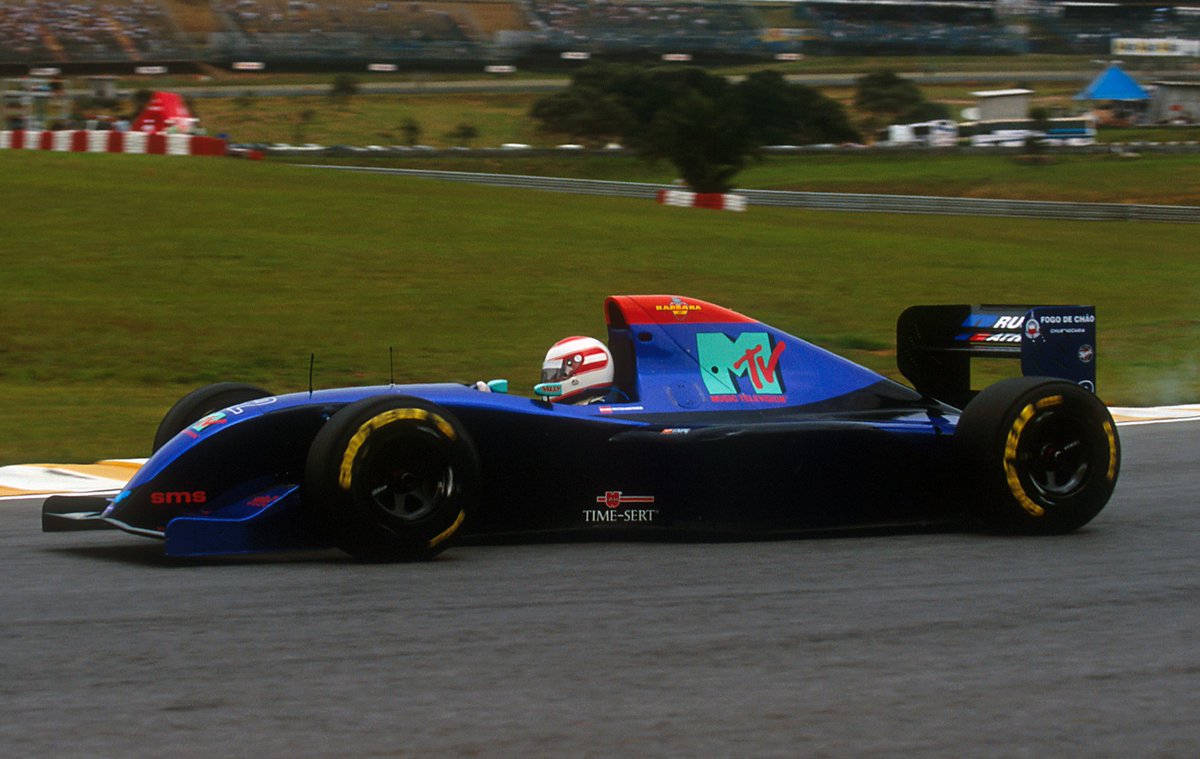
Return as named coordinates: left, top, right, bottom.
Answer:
left=1, top=150, right=1197, bottom=463
left=300, top=151, right=1200, bottom=206
left=189, top=88, right=1200, bottom=152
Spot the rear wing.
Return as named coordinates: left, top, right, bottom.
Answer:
left=897, top=305, right=1097, bottom=409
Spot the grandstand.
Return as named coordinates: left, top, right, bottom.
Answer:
left=523, top=0, right=767, bottom=55
left=771, top=0, right=1200, bottom=56
left=0, top=0, right=189, bottom=63
left=788, top=0, right=1025, bottom=54
left=3, top=0, right=1200, bottom=67
left=1022, top=2, right=1200, bottom=54
left=162, top=0, right=222, bottom=35
left=218, top=1, right=470, bottom=43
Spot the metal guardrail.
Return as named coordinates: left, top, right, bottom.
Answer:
left=738, top=189, right=1200, bottom=223
left=304, top=164, right=1200, bottom=223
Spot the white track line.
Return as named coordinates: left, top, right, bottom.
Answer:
left=1109, top=405, right=1200, bottom=426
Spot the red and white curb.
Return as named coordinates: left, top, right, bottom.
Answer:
left=1, top=129, right=231, bottom=157
left=1, top=405, right=1196, bottom=501
left=657, top=189, right=747, bottom=212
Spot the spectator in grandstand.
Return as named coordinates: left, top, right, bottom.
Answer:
left=526, top=0, right=761, bottom=50
left=0, top=0, right=174, bottom=63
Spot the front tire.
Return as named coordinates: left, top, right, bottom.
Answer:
left=304, top=396, right=480, bottom=561
left=955, top=377, right=1120, bottom=534
left=153, top=382, right=274, bottom=452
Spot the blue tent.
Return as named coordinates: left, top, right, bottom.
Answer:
left=1075, top=65, right=1150, bottom=101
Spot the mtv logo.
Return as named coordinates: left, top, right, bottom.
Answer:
left=697, top=332, right=786, bottom=396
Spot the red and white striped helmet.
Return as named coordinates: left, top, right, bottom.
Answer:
left=541, top=336, right=613, bottom=403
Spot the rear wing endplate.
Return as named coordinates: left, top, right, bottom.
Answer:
left=897, top=305, right=1096, bottom=409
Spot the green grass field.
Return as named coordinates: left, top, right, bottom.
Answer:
left=198, top=92, right=552, bottom=149
left=191, top=89, right=1200, bottom=152
left=295, top=152, right=1200, bottom=206
left=1, top=151, right=1197, bottom=463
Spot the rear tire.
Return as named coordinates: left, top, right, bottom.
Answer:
left=153, top=382, right=274, bottom=452
left=304, top=396, right=479, bottom=562
left=955, top=377, right=1120, bottom=534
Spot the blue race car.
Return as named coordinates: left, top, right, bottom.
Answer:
left=43, top=295, right=1120, bottom=561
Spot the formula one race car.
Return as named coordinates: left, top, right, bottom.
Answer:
left=43, top=295, right=1120, bottom=561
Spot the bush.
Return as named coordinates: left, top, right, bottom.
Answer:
left=400, top=118, right=422, bottom=146
left=445, top=123, right=479, bottom=146
left=329, top=74, right=360, bottom=102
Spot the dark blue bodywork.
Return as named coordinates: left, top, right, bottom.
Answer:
left=42, top=295, right=1099, bottom=556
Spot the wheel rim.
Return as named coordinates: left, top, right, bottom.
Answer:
left=358, top=429, right=454, bottom=522
left=1020, top=409, right=1091, bottom=499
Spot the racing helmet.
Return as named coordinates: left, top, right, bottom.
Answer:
left=541, top=336, right=614, bottom=403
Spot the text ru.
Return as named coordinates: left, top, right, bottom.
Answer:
left=583, top=509, right=660, bottom=523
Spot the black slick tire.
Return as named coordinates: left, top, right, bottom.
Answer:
left=955, top=377, right=1120, bottom=534
left=304, top=396, right=479, bottom=562
left=153, top=382, right=274, bottom=452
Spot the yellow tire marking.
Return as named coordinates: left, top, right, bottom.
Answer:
left=1004, top=402, right=1045, bottom=518
left=338, top=407, right=456, bottom=491
left=1103, top=420, right=1117, bottom=482
left=1035, top=394, right=1063, bottom=410
left=429, top=509, right=465, bottom=548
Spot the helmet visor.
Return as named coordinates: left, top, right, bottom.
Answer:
left=541, top=358, right=572, bottom=384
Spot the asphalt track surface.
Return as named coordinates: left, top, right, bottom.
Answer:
left=159, top=67, right=1200, bottom=100
left=4, top=421, right=1198, bottom=758
left=172, top=70, right=1100, bottom=99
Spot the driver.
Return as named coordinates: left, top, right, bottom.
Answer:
left=540, top=336, right=614, bottom=403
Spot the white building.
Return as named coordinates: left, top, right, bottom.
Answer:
left=1150, top=81, right=1200, bottom=124
left=970, top=88, right=1034, bottom=121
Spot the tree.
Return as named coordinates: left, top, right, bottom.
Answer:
left=854, top=70, right=925, bottom=117
left=400, top=117, right=422, bottom=146
left=736, top=70, right=859, bottom=146
left=530, top=64, right=858, bottom=192
left=233, top=89, right=256, bottom=111
left=1028, top=105, right=1052, bottom=125
left=640, top=88, right=756, bottom=193
left=446, top=123, right=480, bottom=146
left=329, top=74, right=359, bottom=103
left=293, top=109, right=316, bottom=143
left=855, top=69, right=954, bottom=137
left=1024, top=106, right=1053, bottom=158
left=899, top=100, right=953, bottom=123
left=528, top=87, right=632, bottom=147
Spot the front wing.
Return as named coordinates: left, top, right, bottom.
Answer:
left=42, top=484, right=331, bottom=557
